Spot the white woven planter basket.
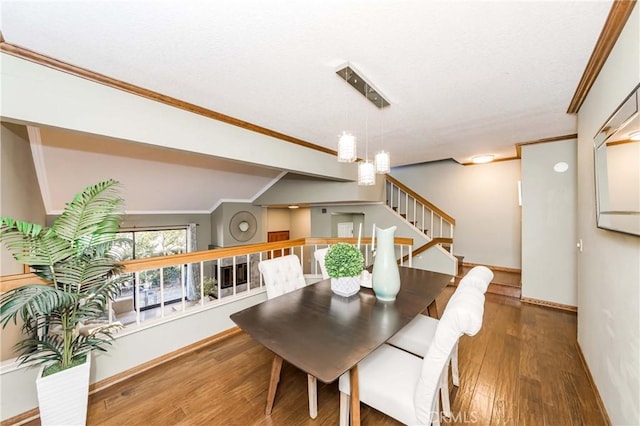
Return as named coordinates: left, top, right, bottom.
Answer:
left=331, top=276, right=360, bottom=297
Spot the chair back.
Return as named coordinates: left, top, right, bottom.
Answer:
left=414, top=287, right=485, bottom=423
left=458, top=265, right=494, bottom=294
left=314, top=248, right=330, bottom=280
left=258, top=254, right=307, bottom=300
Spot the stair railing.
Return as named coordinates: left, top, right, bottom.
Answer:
left=385, top=175, right=456, bottom=253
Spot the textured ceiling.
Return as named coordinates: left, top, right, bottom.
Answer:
left=0, top=1, right=613, bottom=212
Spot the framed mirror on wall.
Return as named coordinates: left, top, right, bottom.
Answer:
left=594, top=83, right=640, bottom=236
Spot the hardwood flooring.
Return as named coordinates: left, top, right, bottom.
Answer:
left=25, top=287, right=606, bottom=426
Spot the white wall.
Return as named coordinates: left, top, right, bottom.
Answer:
left=521, top=139, right=577, bottom=306
left=254, top=173, right=385, bottom=205
left=289, top=208, right=310, bottom=239
left=267, top=208, right=290, bottom=233
left=0, top=123, right=47, bottom=361
left=391, top=159, right=522, bottom=269
left=0, top=123, right=46, bottom=276
left=576, top=5, right=640, bottom=425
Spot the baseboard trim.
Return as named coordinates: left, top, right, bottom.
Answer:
left=520, top=297, right=577, bottom=313
left=0, top=410, right=39, bottom=426
left=1, top=327, right=242, bottom=426
left=575, top=342, right=612, bottom=425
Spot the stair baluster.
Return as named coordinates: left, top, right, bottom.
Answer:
left=384, top=175, right=456, bottom=259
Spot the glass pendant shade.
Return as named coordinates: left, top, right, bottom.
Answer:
left=337, top=131, right=357, bottom=163
left=358, top=160, right=376, bottom=186
left=374, top=150, right=390, bottom=174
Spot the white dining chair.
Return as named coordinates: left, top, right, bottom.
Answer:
left=258, top=254, right=308, bottom=300
left=386, top=265, right=493, bottom=417
left=313, top=247, right=330, bottom=280
left=257, top=254, right=319, bottom=418
left=338, top=286, right=486, bottom=425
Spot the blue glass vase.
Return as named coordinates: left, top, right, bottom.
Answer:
left=372, top=225, right=401, bottom=301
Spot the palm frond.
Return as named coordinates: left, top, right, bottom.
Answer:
left=0, top=220, right=73, bottom=267
left=73, top=323, right=122, bottom=355
left=14, top=334, right=64, bottom=367
left=53, top=180, right=124, bottom=244
left=52, top=260, right=117, bottom=289
left=0, top=286, right=78, bottom=328
left=0, top=218, right=43, bottom=238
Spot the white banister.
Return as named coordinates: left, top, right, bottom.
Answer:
left=384, top=177, right=455, bottom=258
left=159, top=269, right=165, bottom=318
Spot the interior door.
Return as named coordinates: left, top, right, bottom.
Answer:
left=337, top=222, right=354, bottom=238
left=267, top=230, right=290, bottom=258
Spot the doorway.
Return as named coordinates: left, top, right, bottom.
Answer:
left=267, top=230, right=290, bottom=258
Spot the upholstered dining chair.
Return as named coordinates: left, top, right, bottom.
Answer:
left=313, top=247, right=330, bottom=280
left=386, top=265, right=493, bottom=417
left=338, top=286, right=486, bottom=426
left=257, top=254, right=319, bottom=418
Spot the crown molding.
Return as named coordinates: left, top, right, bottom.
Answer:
left=515, top=133, right=578, bottom=157
left=567, top=0, right=637, bottom=114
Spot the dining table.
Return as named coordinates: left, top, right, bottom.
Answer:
left=230, top=266, right=453, bottom=426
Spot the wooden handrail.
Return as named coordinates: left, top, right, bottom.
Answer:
left=386, top=175, right=456, bottom=225
left=0, top=237, right=413, bottom=293
left=0, top=273, right=48, bottom=288
left=398, top=238, right=453, bottom=264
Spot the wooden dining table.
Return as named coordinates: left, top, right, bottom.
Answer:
left=230, top=266, right=452, bottom=426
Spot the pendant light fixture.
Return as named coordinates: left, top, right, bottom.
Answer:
left=335, top=63, right=390, bottom=180
left=358, top=160, right=376, bottom=185
left=375, top=150, right=390, bottom=174
left=337, top=131, right=357, bottom=162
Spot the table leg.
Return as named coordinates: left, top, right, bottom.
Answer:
left=349, top=365, right=360, bottom=426
left=265, top=355, right=283, bottom=415
left=307, top=374, right=317, bottom=419
left=427, top=300, right=439, bottom=318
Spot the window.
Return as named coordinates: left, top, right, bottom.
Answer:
left=116, top=228, right=187, bottom=311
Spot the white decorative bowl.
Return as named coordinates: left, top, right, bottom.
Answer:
left=331, top=276, right=360, bottom=297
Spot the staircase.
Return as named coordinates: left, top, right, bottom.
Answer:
left=384, top=176, right=521, bottom=298
left=384, top=175, right=457, bottom=274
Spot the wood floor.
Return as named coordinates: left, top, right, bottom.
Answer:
left=25, top=287, right=606, bottom=426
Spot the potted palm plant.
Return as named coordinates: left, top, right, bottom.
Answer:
left=324, top=242, right=365, bottom=297
left=0, top=179, right=127, bottom=426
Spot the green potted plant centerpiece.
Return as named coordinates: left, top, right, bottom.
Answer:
left=324, top=242, right=365, bottom=297
left=0, top=179, right=127, bottom=426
